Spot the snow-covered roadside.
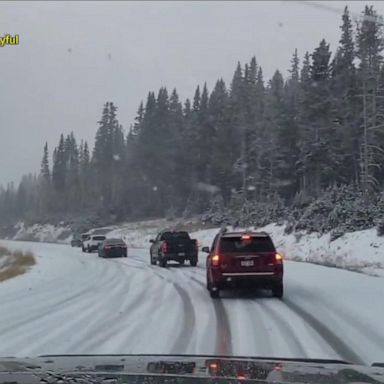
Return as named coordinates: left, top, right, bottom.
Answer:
left=1, top=219, right=177, bottom=245
left=3, top=218, right=384, bottom=277
left=259, top=224, right=384, bottom=277
left=9, top=222, right=73, bottom=244
left=103, top=222, right=384, bottom=277
left=189, top=224, right=384, bottom=278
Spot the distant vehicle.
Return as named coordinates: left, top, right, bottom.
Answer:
left=149, top=230, right=198, bottom=267
left=71, top=237, right=82, bottom=247
left=83, top=235, right=107, bottom=253
left=81, top=233, right=91, bottom=252
left=203, top=230, right=283, bottom=299
left=98, top=238, right=127, bottom=258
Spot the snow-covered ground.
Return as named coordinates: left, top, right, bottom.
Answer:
left=10, top=222, right=73, bottom=244
left=0, top=239, right=384, bottom=365
left=4, top=219, right=384, bottom=276
left=259, top=224, right=384, bottom=277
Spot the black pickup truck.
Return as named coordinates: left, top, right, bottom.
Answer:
left=149, top=230, right=198, bottom=267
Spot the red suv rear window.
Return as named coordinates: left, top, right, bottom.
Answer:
left=219, top=236, right=275, bottom=253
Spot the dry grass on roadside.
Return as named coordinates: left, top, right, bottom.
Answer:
left=0, top=246, right=9, bottom=257
left=0, top=246, right=36, bottom=282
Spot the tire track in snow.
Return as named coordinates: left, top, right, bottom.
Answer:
left=0, top=244, right=103, bottom=304
left=0, top=254, right=97, bottom=307
left=213, top=299, right=233, bottom=355
left=169, top=282, right=196, bottom=354
left=293, top=289, right=384, bottom=352
left=115, top=255, right=198, bottom=354
left=91, top=257, right=196, bottom=353
left=256, top=300, right=307, bottom=358
left=79, top=264, right=168, bottom=352
left=283, top=298, right=365, bottom=364
left=81, top=289, right=147, bottom=351
left=1, top=259, right=130, bottom=355
left=78, top=273, right=174, bottom=354
left=226, top=298, right=274, bottom=357
left=142, top=265, right=196, bottom=354
left=142, top=260, right=356, bottom=360
left=176, top=267, right=233, bottom=355
left=0, top=284, right=98, bottom=335
left=180, top=264, right=360, bottom=360
left=0, top=251, right=109, bottom=327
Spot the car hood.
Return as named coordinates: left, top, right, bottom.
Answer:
left=0, top=355, right=384, bottom=384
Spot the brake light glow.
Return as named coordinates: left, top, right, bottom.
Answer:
left=161, top=241, right=168, bottom=253
left=211, top=254, right=220, bottom=267
left=209, top=362, right=218, bottom=370
left=104, top=245, right=112, bottom=250
left=275, top=252, right=283, bottom=262
left=241, top=234, right=251, bottom=240
left=274, top=363, right=283, bottom=371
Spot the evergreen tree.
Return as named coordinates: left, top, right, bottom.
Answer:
left=168, top=88, right=189, bottom=209
left=65, top=132, right=80, bottom=210
left=183, top=86, right=203, bottom=211
left=307, top=39, right=338, bottom=195
left=356, top=6, right=384, bottom=193
left=93, top=102, right=123, bottom=211
left=52, top=134, right=67, bottom=209
left=296, top=51, right=312, bottom=192
left=40, top=142, right=50, bottom=182
left=289, top=49, right=300, bottom=83
left=38, top=142, right=51, bottom=214
left=133, top=101, right=144, bottom=135
left=209, top=79, right=234, bottom=203
left=228, top=62, right=246, bottom=196
left=192, top=85, right=201, bottom=113
left=331, top=6, right=359, bottom=184
left=264, top=70, right=288, bottom=197
left=247, top=65, right=266, bottom=201
left=282, top=49, right=301, bottom=198
left=195, top=83, right=213, bottom=184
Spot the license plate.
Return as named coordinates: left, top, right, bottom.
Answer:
left=178, top=252, right=185, bottom=256
left=241, top=260, right=254, bottom=267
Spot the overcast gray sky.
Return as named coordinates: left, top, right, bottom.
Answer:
left=1, top=1, right=384, bottom=187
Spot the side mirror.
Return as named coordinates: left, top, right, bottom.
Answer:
left=202, top=246, right=210, bottom=253
left=149, top=239, right=155, bottom=243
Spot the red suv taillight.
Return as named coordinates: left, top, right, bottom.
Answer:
left=104, top=245, right=111, bottom=250
left=161, top=241, right=168, bottom=253
left=211, top=254, right=220, bottom=267
left=275, top=252, right=283, bottom=263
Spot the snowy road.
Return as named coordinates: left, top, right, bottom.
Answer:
left=1, top=240, right=384, bottom=365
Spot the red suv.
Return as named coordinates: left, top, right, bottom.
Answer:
left=203, top=230, right=283, bottom=299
